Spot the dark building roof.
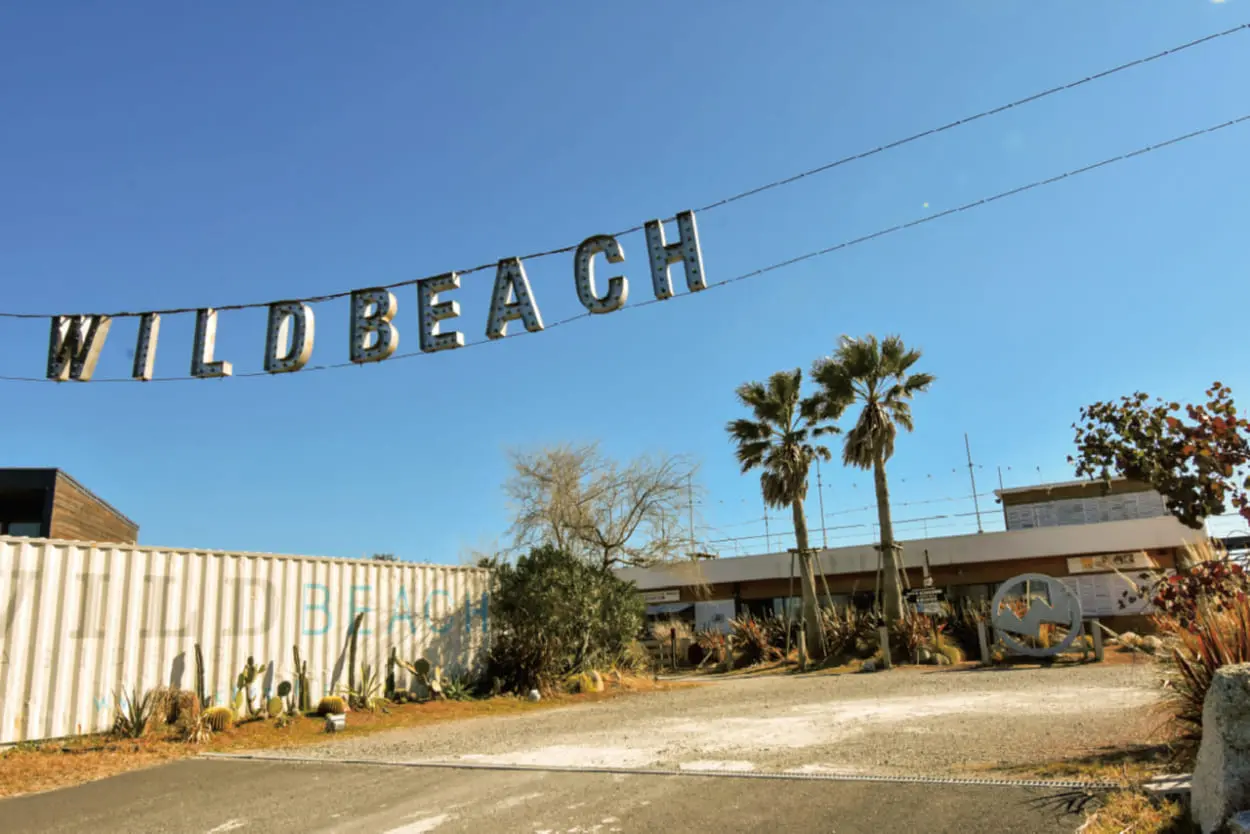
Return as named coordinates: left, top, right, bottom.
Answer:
left=0, top=468, right=138, bottom=530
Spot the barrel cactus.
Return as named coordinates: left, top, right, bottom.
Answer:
left=203, top=706, right=234, bottom=732
left=317, top=695, right=346, bottom=716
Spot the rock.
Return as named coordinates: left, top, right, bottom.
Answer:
left=1227, top=810, right=1250, bottom=833
left=862, top=659, right=877, bottom=673
left=936, top=654, right=952, bottom=666
left=589, top=670, right=605, bottom=692
left=918, top=648, right=933, bottom=663
left=527, top=689, right=541, bottom=703
left=1191, top=663, right=1250, bottom=833
left=1142, top=635, right=1165, bottom=655
left=1117, top=631, right=1140, bottom=648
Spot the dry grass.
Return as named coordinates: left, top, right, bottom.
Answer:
left=1078, top=790, right=1194, bottom=834
left=0, top=676, right=682, bottom=800
left=958, top=742, right=1176, bottom=784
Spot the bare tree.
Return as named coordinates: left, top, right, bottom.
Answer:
left=505, top=444, right=698, bottom=570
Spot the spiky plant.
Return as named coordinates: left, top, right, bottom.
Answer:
left=1164, top=596, right=1250, bottom=764
left=317, top=695, right=347, bottom=716
left=729, top=616, right=781, bottom=667
left=112, top=687, right=154, bottom=739
left=810, top=335, right=934, bottom=621
left=202, top=705, right=234, bottom=732
left=726, top=368, right=834, bottom=658
left=337, top=663, right=386, bottom=712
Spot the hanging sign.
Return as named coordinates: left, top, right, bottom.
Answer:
left=906, top=586, right=945, bottom=615
left=41, top=211, right=707, bottom=382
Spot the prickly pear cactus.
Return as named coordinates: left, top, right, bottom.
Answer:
left=267, top=696, right=284, bottom=717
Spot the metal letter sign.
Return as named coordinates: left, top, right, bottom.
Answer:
left=990, top=573, right=1084, bottom=658
left=36, top=208, right=706, bottom=382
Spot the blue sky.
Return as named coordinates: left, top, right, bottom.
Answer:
left=1, top=2, right=1247, bottom=561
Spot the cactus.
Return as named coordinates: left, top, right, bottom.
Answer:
left=234, top=656, right=266, bottom=716
left=317, top=695, right=346, bottom=716
left=347, top=613, right=364, bottom=692
left=277, top=681, right=294, bottom=714
left=203, top=706, right=233, bottom=732
left=293, top=646, right=312, bottom=713
left=386, top=647, right=397, bottom=700
left=397, top=657, right=444, bottom=700
left=194, top=643, right=207, bottom=708
left=266, top=696, right=284, bottom=717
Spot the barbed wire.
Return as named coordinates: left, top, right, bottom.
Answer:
left=0, top=23, right=1244, bottom=322
left=4, top=109, right=1248, bottom=384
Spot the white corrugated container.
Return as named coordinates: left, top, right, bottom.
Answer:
left=0, top=536, right=490, bottom=744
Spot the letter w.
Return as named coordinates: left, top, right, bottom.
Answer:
left=47, top=315, right=112, bottom=382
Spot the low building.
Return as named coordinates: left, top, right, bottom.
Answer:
left=617, top=479, right=1199, bottom=633
left=0, top=468, right=138, bottom=544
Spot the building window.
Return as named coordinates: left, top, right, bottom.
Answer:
left=3, top=521, right=42, bottom=537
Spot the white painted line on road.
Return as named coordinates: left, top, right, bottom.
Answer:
left=382, top=813, right=452, bottom=833
left=678, top=760, right=755, bottom=773
left=198, top=751, right=1125, bottom=791
left=206, top=820, right=246, bottom=833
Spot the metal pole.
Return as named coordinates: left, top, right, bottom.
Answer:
left=763, top=501, right=772, bottom=552
left=816, top=457, right=828, bottom=549
left=965, top=433, right=984, bottom=534
left=785, top=551, right=795, bottom=660
left=687, top=472, right=696, bottom=556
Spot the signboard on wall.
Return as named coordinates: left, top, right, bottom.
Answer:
left=1067, top=552, right=1158, bottom=574
left=642, top=589, right=681, bottom=604
left=1058, top=571, right=1164, bottom=617
left=906, top=587, right=945, bottom=616
left=695, top=600, right=736, bottom=634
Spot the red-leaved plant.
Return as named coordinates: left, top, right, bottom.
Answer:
left=1161, top=597, right=1250, bottom=762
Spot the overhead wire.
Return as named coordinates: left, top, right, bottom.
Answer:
left=4, top=109, right=1247, bottom=384
left=0, top=23, right=1244, bottom=322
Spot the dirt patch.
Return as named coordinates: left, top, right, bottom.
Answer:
left=269, top=662, right=1169, bottom=779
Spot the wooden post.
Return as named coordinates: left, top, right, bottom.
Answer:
left=878, top=625, right=892, bottom=670
left=1090, top=619, right=1104, bottom=662
left=977, top=620, right=991, bottom=666
left=798, top=629, right=808, bottom=672
left=722, top=635, right=734, bottom=673
left=670, top=627, right=678, bottom=673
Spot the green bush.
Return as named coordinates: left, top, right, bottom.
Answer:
left=485, top=545, right=645, bottom=693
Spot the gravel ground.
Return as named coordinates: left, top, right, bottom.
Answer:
left=243, top=663, right=1168, bottom=777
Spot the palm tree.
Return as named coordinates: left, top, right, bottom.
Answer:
left=726, top=368, right=833, bottom=659
left=810, top=335, right=934, bottom=622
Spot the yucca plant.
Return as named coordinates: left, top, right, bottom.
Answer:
left=819, top=606, right=875, bottom=659
left=1163, top=596, right=1250, bottom=763
left=730, top=616, right=780, bottom=667
left=338, top=663, right=386, bottom=712
left=889, top=614, right=933, bottom=662
left=112, top=687, right=154, bottom=739
left=694, top=628, right=728, bottom=665
left=441, top=672, right=475, bottom=702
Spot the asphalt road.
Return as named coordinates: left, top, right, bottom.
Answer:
left=1, top=758, right=1087, bottom=833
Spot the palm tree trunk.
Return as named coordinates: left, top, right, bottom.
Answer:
left=873, top=452, right=905, bottom=622
left=790, top=500, right=823, bottom=659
